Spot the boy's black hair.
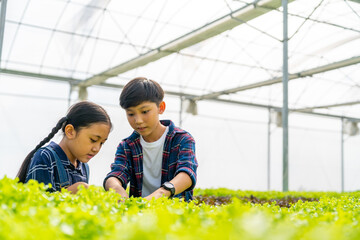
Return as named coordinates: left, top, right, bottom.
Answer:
left=120, top=77, right=164, bottom=109
left=17, top=101, right=112, bottom=183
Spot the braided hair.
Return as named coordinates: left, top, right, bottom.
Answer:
left=17, top=101, right=112, bottom=183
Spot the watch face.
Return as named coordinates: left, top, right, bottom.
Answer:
left=164, top=182, right=173, bottom=188
left=163, top=182, right=175, bottom=197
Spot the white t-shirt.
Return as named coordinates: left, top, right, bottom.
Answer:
left=141, top=127, right=169, bottom=197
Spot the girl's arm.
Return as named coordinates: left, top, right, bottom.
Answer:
left=66, top=182, right=89, bottom=194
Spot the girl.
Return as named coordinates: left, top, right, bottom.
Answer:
left=17, top=101, right=112, bottom=193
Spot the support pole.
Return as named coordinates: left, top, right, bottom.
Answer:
left=68, top=83, right=73, bottom=107
left=78, top=86, right=88, bottom=100
left=179, top=96, right=184, bottom=127
left=282, top=0, right=289, bottom=192
left=0, top=0, right=8, bottom=64
left=267, top=108, right=271, bottom=190
left=341, top=118, right=344, bottom=192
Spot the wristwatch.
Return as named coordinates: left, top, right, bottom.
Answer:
left=161, top=182, right=175, bottom=198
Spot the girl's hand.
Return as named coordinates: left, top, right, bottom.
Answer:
left=144, top=187, right=171, bottom=201
left=66, top=182, right=89, bottom=194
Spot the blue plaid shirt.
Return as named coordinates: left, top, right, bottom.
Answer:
left=104, top=120, right=198, bottom=201
left=25, top=142, right=88, bottom=191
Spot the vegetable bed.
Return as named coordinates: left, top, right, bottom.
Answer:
left=1, top=177, right=360, bottom=240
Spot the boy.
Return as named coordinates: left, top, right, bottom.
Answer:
left=103, top=77, right=198, bottom=201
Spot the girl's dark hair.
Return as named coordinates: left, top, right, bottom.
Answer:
left=17, top=101, right=112, bottom=183
left=120, top=77, right=164, bottom=109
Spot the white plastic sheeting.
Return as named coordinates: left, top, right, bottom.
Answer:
left=2, top=76, right=360, bottom=191
left=1, top=0, right=360, bottom=191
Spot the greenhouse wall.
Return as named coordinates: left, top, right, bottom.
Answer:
left=1, top=74, right=360, bottom=192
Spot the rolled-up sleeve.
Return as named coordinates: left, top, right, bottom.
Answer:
left=25, top=150, right=56, bottom=191
left=175, top=135, right=198, bottom=190
left=103, top=142, right=131, bottom=190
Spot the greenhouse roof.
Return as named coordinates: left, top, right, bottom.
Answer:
left=1, top=0, right=360, bottom=118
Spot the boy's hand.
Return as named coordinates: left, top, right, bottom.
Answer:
left=105, top=177, right=129, bottom=198
left=144, top=173, right=192, bottom=200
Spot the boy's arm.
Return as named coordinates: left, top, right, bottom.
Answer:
left=104, top=177, right=129, bottom=198
left=144, top=133, right=198, bottom=200
left=103, top=142, right=131, bottom=198
left=174, top=134, right=198, bottom=190
left=144, top=172, right=191, bottom=200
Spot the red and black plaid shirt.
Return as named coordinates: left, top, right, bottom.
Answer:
left=104, top=120, right=198, bottom=201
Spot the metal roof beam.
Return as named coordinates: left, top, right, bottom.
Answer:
left=0, top=68, right=195, bottom=98
left=191, top=55, right=360, bottom=101
left=0, top=68, right=82, bottom=84
left=78, top=0, right=292, bottom=88
left=0, top=0, right=8, bottom=64
left=208, top=97, right=360, bottom=122
left=295, top=100, right=360, bottom=112
left=2, top=67, right=360, bottom=121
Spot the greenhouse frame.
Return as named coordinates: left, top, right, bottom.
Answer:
left=1, top=0, right=360, bottom=192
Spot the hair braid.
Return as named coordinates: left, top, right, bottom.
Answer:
left=17, top=117, right=67, bottom=183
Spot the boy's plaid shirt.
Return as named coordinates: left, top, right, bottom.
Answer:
left=104, top=120, right=198, bottom=201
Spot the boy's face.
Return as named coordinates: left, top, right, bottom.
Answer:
left=125, top=101, right=165, bottom=142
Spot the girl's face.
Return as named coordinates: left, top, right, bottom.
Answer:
left=62, top=123, right=111, bottom=166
